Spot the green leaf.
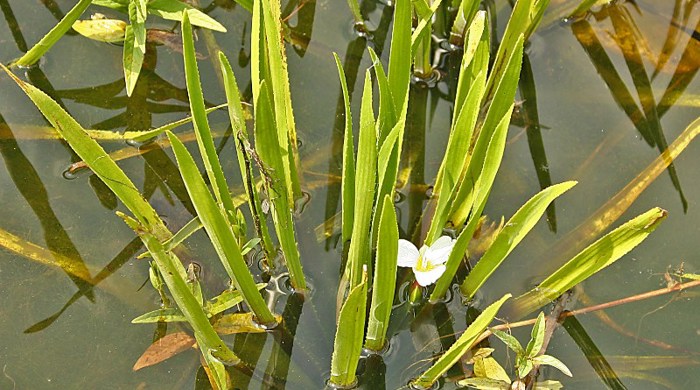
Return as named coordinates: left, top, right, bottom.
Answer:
left=517, top=358, right=534, bottom=378
left=411, top=0, right=444, bottom=55
left=181, top=14, right=238, bottom=223
left=334, top=53, right=356, bottom=244
left=346, top=71, right=376, bottom=289
left=461, top=181, right=577, bottom=298
left=257, top=0, right=301, bottom=204
left=413, top=294, right=511, bottom=389
left=474, top=356, right=511, bottom=383
left=491, top=328, right=525, bottom=356
left=72, top=17, right=127, bottom=43
left=123, top=0, right=147, bottom=96
left=426, top=69, right=487, bottom=243
left=2, top=64, right=240, bottom=370
left=367, top=48, right=395, bottom=142
left=92, top=0, right=129, bottom=11
left=219, top=52, right=276, bottom=260
left=365, top=195, right=398, bottom=351
left=534, top=380, right=564, bottom=390
left=526, top=312, right=546, bottom=358
left=387, top=0, right=411, bottom=112
left=164, top=217, right=202, bottom=252
left=148, top=0, right=227, bottom=32
left=241, top=237, right=261, bottom=256
left=450, top=0, right=483, bottom=46
left=132, top=307, right=187, bottom=324
left=214, top=312, right=279, bottom=334
left=166, top=130, right=277, bottom=326
left=449, top=34, right=524, bottom=228
left=431, top=106, right=514, bottom=301
left=15, top=0, right=93, bottom=66
left=532, top=355, right=573, bottom=377
left=253, top=81, right=306, bottom=290
left=514, top=207, right=668, bottom=316
left=330, top=271, right=368, bottom=387
left=205, top=283, right=267, bottom=317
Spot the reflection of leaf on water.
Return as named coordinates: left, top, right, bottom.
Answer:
left=562, top=316, right=626, bottom=389
left=609, top=5, right=687, bottom=211
left=0, top=0, right=27, bottom=52
left=24, top=237, right=143, bottom=333
left=657, top=15, right=700, bottom=117
left=652, top=0, right=690, bottom=79
left=572, top=19, right=654, bottom=145
left=539, top=118, right=700, bottom=278
left=518, top=53, right=556, bottom=232
left=571, top=3, right=689, bottom=211
left=281, top=0, right=316, bottom=57
left=0, top=115, right=94, bottom=301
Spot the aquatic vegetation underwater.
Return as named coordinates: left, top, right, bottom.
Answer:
left=1, top=0, right=700, bottom=388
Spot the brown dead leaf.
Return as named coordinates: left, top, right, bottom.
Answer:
left=132, top=331, right=196, bottom=371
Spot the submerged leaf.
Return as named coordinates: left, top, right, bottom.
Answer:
left=132, top=332, right=196, bottom=371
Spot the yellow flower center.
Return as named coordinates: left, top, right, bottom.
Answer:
left=415, top=254, right=434, bottom=272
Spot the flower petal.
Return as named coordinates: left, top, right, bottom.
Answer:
left=397, top=239, right=420, bottom=267
left=425, top=236, right=456, bottom=265
left=414, top=264, right=446, bottom=286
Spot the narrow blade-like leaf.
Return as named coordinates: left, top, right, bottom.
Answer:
left=330, top=271, right=368, bottom=387
left=334, top=53, right=356, bottom=244
left=166, top=130, right=276, bottom=325
left=514, top=207, right=668, bottom=317
left=413, top=294, right=511, bottom=389
left=461, top=181, right=577, bottom=299
left=365, top=195, right=398, bottom=351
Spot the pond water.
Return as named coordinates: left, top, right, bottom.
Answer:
left=1, top=0, right=699, bottom=389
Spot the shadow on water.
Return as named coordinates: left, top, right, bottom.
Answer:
left=1, top=0, right=700, bottom=388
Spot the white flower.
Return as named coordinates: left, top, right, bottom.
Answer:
left=397, top=236, right=456, bottom=287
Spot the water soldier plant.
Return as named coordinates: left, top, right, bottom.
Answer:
left=2, top=0, right=697, bottom=388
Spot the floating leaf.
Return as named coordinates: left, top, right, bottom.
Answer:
left=72, top=16, right=126, bottom=43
